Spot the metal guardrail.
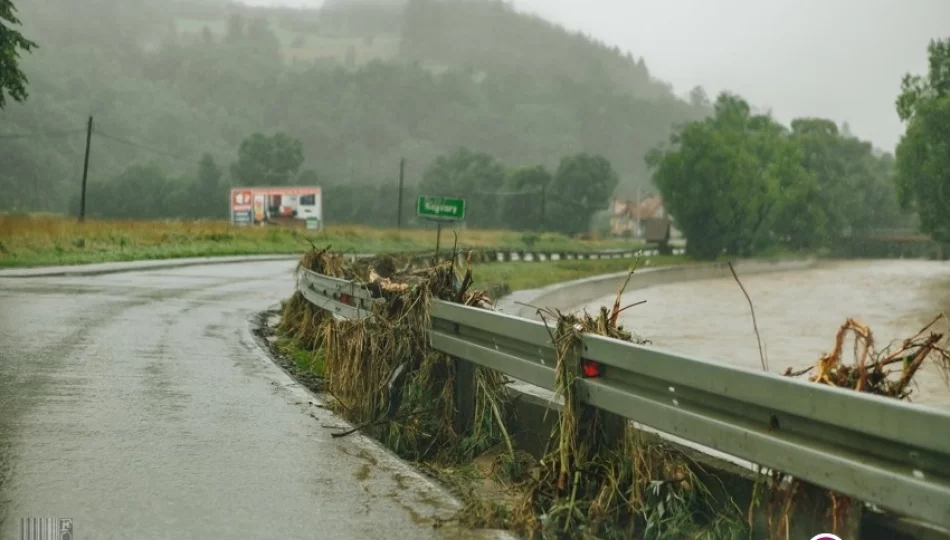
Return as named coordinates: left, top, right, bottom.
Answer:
left=295, top=245, right=684, bottom=319
left=298, top=270, right=381, bottom=319
left=367, top=245, right=686, bottom=264
left=295, top=268, right=950, bottom=531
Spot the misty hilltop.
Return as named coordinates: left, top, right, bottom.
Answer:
left=2, top=0, right=711, bottom=214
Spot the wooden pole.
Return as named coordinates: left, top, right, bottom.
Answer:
left=397, top=157, right=405, bottom=229
left=79, top=116, right=93, bottom=222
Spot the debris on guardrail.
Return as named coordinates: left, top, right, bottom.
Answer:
left=280, top=246, right=950, bottom=539
left=501, top=279, right=745, bottom=539
left=763, top=313, right=950, bottom=537
left=276, top=246, right=345, bottom=354
left=280, top=250, right=754, bottom=538
left=281, top=245, right=509, bottom=461
left=784, top=313, right=950, bottom=400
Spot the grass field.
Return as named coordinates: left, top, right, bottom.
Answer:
left=0, top=215, right=643, bottom=268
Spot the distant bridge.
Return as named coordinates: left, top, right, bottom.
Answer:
left=855, top=228, right=932, bottom=242
left=847, top=228, right=945, bottom=259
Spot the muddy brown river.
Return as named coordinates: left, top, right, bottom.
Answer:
left=575, top=259, right=950, bottom=409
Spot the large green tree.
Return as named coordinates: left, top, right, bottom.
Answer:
left=231, top=133, right=305, bottom=187
left=649, top=91, right=909, bottom=258
left=419, top=147, right=507, bottom=229
left=83, top=163, right=175, bottom=219
left=788, top=118, right=907, bottom=242
left=548, top=153, right=619, bottom=236
left=0, top=0, right=37, bottom=109
left=500, top=165, right=552, bottom=231
left=894, top=38, right=950, bottom=241
left=188, top=153, right=223, bottom=217
left=648, top=94, right=789, bottom=259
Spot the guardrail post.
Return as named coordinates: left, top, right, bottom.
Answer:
left=567, top=336, right=626, bottom=461
left=453, top=356, right=476, bottom=434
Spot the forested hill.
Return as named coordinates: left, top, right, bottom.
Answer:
left=400, top=0, right=674, bottom=101
left=1, top=0, right=708, bottom=215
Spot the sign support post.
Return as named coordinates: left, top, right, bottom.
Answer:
left=417, top=195, right=466, bottom=264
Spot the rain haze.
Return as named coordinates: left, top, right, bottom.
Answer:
left=3, top=0, right=950, bottom=537
left=243, top=0, right=950, bottom=151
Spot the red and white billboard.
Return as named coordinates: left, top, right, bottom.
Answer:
left=230, top=186, right=322, bottom=229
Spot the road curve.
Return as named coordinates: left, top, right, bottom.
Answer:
left=0, top=261, right=504, bottom=540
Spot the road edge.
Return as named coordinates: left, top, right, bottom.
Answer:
left=243, top=306, right=520, bottom=540
left=0, top=254, right=303, bottom=278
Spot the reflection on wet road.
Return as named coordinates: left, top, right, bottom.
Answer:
left=576, top=260, right=950, bottom=408
left=0, top=262, right=499, bottom=540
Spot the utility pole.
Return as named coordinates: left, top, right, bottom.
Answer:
left=635, top=185, right=642, bottom=238
left=79, top=116, right=93, bottom=222
left=397, top=157, right=405, bottom=229
left=539, top=182, right=546, bottom=232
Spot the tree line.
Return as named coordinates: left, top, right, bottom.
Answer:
left=67, top=126, right=619, bottom=238
left=645, top=37, right=949, bottom=259
left=2, top=1, right=946, bottom=257
left=0, top=0, right=706, bottom=214
left=647, top=93, right=912, bottom=259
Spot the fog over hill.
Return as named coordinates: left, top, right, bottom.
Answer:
left=242, top=0, right=950, bottom=151
left=0, top=0, right=942, bottom=236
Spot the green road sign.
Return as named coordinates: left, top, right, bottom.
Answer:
left=416, top=195, right=466, bottom=221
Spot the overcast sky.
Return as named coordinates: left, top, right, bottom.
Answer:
left=244, top=0, right=950, bottom=151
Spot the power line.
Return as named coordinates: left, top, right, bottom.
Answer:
left=0, top=129, right=86, bottom=140
left=93, top=127, right=235, bottom=168
left=473, top=186, right=544, bottom=196
left=93, top=128, right=202, bottom=165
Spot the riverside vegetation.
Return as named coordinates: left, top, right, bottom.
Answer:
left=272, top=246, right=949, bottom=539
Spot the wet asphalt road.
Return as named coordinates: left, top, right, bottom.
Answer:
left=0, top=261, right=505, bottom=540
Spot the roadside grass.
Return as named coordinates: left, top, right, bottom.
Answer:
left=0, top=214, right=642, bottom=268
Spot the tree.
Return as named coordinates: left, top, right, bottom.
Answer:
left=296, top=169, right=319, bottom=186
left=246, top=16, right=281, bottom=54
left=548, top=153, right=619, bottom=236
left=500, top=165, right=551, bottom=231
left=419, top=147, right=506, bottom=228
left=894, top=38, right=950, bottom=241
left=191, top=154, right=222, bottom=217
left=0, top=0, right=38, bottom=109
left=688, top=85, right=710, bottom=110
left=231, top=133, right=305, bottom=187
left=344, top=45, right=357, bottom=69
left=225, top=12, right=245, bottom=44
left=647, top=93, right=786, bottom=259
left=201, top=26, right=215, bottom=46
left=88, top=163, right=174, bottom=219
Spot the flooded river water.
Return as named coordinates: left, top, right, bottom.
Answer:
left=574, top=259, right=950, bottom=409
